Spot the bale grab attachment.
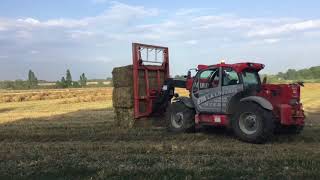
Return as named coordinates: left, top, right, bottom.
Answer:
left=132, top=43, right=170, bottom=119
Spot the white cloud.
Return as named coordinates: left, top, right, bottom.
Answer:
left=0, top=19, right=10, bottom=31
left=14, top=2, right=158, bottom=30
left=17, top=17, right=88, bottom=28
left=69, top=30, right=94, bottom=39
left=104, top=2, right=159, bottom=20
left=303, top=30, right=320, bottom=38
left=248, top=20, right=320, bottom=37
left=185, top=40, right=198, bottom=45
left=4, top=4, right=320, bottom=45
left=263, top=38, right=281, bottom=44
left=191, top=15, right=255, bottom=29
left=18, top=18, right=40, bottom=25
left=44, top=19, right=88, bottom=28
left=16, top=30, right=32, bottom=39
left=1, top=3, right=320, bottom=80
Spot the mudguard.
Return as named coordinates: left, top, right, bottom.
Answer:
left=240, top=96, right=273, bottom=111
left=174, top=97, right=194, bottom=109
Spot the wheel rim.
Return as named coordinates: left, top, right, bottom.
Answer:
left=239, top=112, right=259, bottom=135
left=171, top=112, right=184, bottom=128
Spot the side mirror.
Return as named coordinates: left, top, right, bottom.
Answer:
left=297, top=81, right=304, bottom=87
left=187, top=70, right=192, bottom=79
left=262, top=77, right=267, bottom=84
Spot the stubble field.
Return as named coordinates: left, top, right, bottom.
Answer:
left=0, top=85, right=319, bottom=179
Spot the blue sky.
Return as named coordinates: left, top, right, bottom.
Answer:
left=0, top=0, right=320, bottom=80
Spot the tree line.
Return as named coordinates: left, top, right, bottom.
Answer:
left=276, top=66, right=320, bottom=81
left=0, top=69, right=111, bottom=90
left=55, top=70, right=88, bottom=88
left=1, top=65, right=319, bottom=90
left=0, top=70, right=40, bottom=90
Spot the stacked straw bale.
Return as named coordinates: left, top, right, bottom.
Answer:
left=112, top=65, right=135, bottom=128
left=112, top=65, right=167, bottom=128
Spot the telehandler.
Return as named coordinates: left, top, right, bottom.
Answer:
left=131, top=43, right=305, bottom=143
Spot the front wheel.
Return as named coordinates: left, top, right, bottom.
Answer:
left=167, top=101, right=195, bottom=133
left=232, top=102, right=274, bottom=143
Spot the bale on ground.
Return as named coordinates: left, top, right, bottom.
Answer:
left=1, top=96, right=12, bottom=103
left=112, top=87, right=134, bottom=108
left=112, top=64, right=166, bottom=129
left=12, top=95, right=25, bottom=102
left=114, top=108, right=135, bottom=128
left=30, top=95, right=42, bottom=101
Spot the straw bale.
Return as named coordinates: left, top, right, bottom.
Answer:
left=112, top=87, right=134, bottom=108
left=114, top=108, right=135, bottom=128
left=112, top=65, right=133, bottom=88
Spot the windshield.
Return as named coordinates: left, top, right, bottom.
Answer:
left=241, top=71, right=260, bottom=87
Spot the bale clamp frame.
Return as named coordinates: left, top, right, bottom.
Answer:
left=132, top=43, right=170, bottom=119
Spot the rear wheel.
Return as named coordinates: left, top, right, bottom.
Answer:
left=232, top=102, right=274, bottom=143
left=167, top=101, right=195, bottom=133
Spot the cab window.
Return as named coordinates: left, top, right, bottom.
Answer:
left=198, top=68, right=219, bottom=90
left=222, top=68, right=240, bottom=86
left=241, top=71, right=260, bottom=87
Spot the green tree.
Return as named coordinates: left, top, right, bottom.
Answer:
left=61, top=77, right=66, bottom=84
left=14, top=80, right=28, bottom=89
left=79, top=73, right=87, bottom=87
left=286, top=69, right=297, bottom=80
left=310, top=66, right=320, bottom=78
left=277, top=72, right=285, bottom=80
left=28, top=70, right=38, bottom=88
left=72, top=81, right=80, bottom=88
left=274, top=66, right=320, bottom=82
left=66, top=69, right=72, bottom=87
left=58, top=77, right=67, bottom=88
left=1, top=81, right=14, bottom=89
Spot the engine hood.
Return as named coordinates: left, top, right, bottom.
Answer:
left=259, top=83, right=302, bottom=105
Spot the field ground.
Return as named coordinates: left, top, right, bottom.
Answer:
left=0, top=84, right=320, bottom=179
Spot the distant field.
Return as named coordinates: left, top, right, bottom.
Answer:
left=300, top=83, right=320, bottom=112
left=0, top=84, right=319, bottom=179
left=37, top=81, right=111, bottom=86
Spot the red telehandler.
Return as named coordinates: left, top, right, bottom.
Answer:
left=131, top=43, right=305, bottom=143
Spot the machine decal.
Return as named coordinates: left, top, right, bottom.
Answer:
left=194, top=84, right=244, bottom=113
left=197, top=86, right=242, bottom=105
left=193, top=87, right=222, bottom=113
left=221, top=84, right=244, bottom=113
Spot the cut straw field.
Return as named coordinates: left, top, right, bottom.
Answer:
left=0, top=84, right=319, bottom=179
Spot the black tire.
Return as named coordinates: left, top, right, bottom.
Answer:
left=232, top=102, right=274, bottom=144
left=167, top=101, right=195, bottom=133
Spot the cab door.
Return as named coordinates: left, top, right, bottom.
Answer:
left=220, top=67, right=244, bottom=113
left=191, top=67, right=222, bottom=113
